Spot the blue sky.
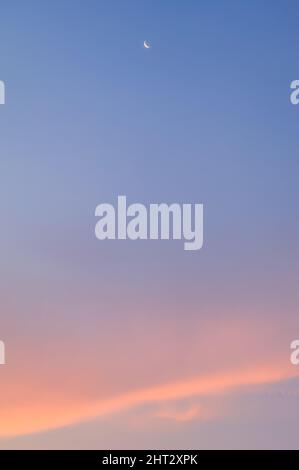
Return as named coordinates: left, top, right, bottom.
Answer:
left=0, top=0, right=298, bottom=449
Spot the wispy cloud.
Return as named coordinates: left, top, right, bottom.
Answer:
left=0, top=361, right=297, bottom=439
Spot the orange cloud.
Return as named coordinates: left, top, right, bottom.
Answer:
left=0, top=361, right=297, bottom=438
left=155, top=404, right=202, bottom=422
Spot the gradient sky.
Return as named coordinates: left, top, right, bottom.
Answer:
left=0, top=0, right=299, bottom=449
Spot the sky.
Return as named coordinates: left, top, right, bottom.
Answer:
left=0, top=0, right=299, bottom=449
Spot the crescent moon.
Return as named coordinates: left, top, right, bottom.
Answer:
left=143, top=40, right=151, bottom=49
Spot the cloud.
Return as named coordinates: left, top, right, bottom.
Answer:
left=154, top=403, right=202, bottom=422
left=0, top=360, right=297, bottom=439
